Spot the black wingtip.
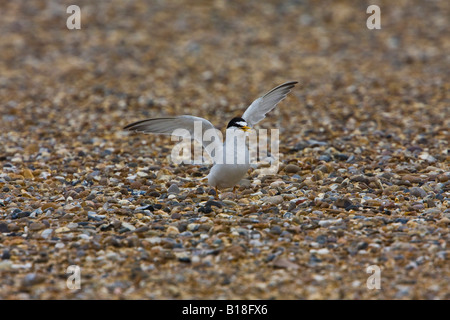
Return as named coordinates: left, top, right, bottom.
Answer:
left=284, top=80, right=299, bottom=87
left=123, top=122, right=141, bottom=130
left=263, top=81, right=299, bottom=98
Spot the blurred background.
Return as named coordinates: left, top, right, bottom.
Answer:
left=1, top=0, right=448, bottom=150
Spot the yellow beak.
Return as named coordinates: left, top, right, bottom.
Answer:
left=241, top=126, right=251, bottom=132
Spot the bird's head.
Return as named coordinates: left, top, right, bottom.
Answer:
left=226, top=117, right=251, bottom=132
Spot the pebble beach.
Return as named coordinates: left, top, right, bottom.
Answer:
left=0, top=0, right=449, bottom=299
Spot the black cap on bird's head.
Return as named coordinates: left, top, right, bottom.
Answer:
left=226, top=117, right=251, bottom=132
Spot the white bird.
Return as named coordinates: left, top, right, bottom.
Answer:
left=124, top=81, right=298, bottom=193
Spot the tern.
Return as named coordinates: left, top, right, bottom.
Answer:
left=124, top=81, right=297, bottom=194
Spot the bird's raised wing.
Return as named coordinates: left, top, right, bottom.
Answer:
left=241, top=81, right=298, bottom=127
left=123, top=115, right=223, bottom=161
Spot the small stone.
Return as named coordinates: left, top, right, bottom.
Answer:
left=219, top=192, right=235, bottom=200
left=283, top=212, right=294, bottom=219
left=0, top=261, right=12, bottom=270
left=316, top=248, right=330, bottom=255
left=29, top=222, right=46, bottom=231
left=171, top=212, right=182, bottom=219
left=22, top=273, right=45, bottom=286
left=270, top=225, right=282, bottom=235
left=205, top=200, right=223, bottom=208
left=335, top=153, right=349, bottom=161
left=318, top=220, right=332, bottom=227
left=410, top=187, right=427, bottom=198
left=2, top=250, right=11, bottom=260
left=437, top=217, right=449, bottom=227
left=11, top=157, right=22, bottom=163
left=41, top=229, right=53, bottom=239
left=198, top=206, right=212, bottom=214
left=147, top=191, right=161, bottom=197
left=134, top=226, right=150, bottom=234
left=121, top=222, right=136, bottom=231
left=319, top=154, right=331, bottom=162
left=7, top=223, right=20, bottom=232
left=263, top=195, right=284, bottom=205
left=23, top=169, right=34, bottom=179
left=67, top=222, right=78, bottom=229
left=111, top=220, right=122, bottom=229
left=0, top=223, right=9, bottom=233
left=402, top=175, right=422, bottom=184
left=238, top=179, right=251, bottom=188
left=272, top=257, right=300, bottom=269
left=424, top=208, right=441, bottom=216
left=55, top=227, right=70, bottom=233
left=187, top=223, right=199, bottom=231
left=166, top=225, right=180, bottom=235
left=334, top=198, right=353, bottom=209
left=284, top=164, right=301, bottom=173
left=168, top=184, right=180, bottom=194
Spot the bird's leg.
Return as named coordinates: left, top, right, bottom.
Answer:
left=215, top=186, right=219, bottom=200
left=233, top=185, right=238, bottom=199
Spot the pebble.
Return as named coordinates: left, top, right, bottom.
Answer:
left=29, top=222, right=46, bottom=231
left=22, top=273, right=45, bottom=286
left=313, top=248, right=330, bottom=255
left=272, top=257, right=300, bottom=270
left=168, top=184, right=180, bottom=194
left=166, top=226, right=180, bottom=235
left=0, top=261, right=13, bottom=270
left=318, top=220, right=333, bottom=227
left=121, top=222, right=136, bottom=231
left=55, top=227, right=70, bottom=233
left=0, top=1, right=447, bottom=301
left=284, top=164, right=301, bottom=173
left=334, top=198, right=353, bottom=209
left=270, top=225, right=282, bottom=235
left=263, top=195, right=284, bottom=205
left=67, top=222, right=79, bottom=229
left=437, top=218, right=449, bottom=227
left=41, top=229, right=53, bottom=239
left=410, top=187, right=427, bottom=198
left=0, top=223, right=9, bottom=233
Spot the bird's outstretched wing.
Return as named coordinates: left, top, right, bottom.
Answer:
left=241, top=81, right=298, bottom=127
left=123, top=115, right=223, bottom=160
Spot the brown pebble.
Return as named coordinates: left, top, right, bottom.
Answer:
left=29, top=222, right=46, bottom=231
left=284, top=164, right=301, bottom=173
left=171, top=212, right=182, bottom=219
left=437, top=218, right=450, bottom=227
left=134, top=226, right=150, bottom=234
left=23, top=169, right=34, bottom=179
left=402, top=175, right=422, bottom=184
left=271, top=256, right=300, bottom=270
left=7, top=223, right=20, bottom=232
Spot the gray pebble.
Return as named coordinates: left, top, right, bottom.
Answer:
left=168, top=184, right=180, bottom=194
left=410, top=187, right=427, bottom=198
left=264, top=195, right=284, bottom=205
